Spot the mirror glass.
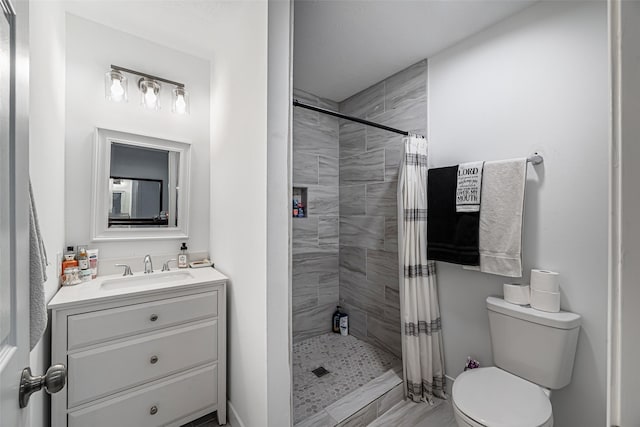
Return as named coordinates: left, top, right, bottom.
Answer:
left=108, top=143, right=179, bottom=228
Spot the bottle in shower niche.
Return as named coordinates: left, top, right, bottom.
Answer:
left=178, top=242, right=189, bottom=269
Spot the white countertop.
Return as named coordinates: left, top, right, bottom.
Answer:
left=48, top=267, right=228, bottom=310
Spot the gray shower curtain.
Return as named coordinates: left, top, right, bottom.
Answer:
left=397, top=136, right=447, bottom=403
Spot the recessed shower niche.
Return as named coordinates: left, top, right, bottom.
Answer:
left=292, top=187, right=307, bottom=218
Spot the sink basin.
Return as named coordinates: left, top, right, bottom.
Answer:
left=100, top=271, right=194, bottom=291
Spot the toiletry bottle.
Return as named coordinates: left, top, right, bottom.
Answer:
left=61, top=246, right=79, bottom=276
left=77, top=246, right=89, bottom=272
left=339, top=312, right=349, bottom=336
left=87, top=249, right=99, bottom=279
left=332, top=306, right=342, bottom=333
left=178, top=243, right=189, bottom=268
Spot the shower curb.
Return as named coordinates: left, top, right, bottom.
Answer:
left=295, top=365, right=404, bottom=427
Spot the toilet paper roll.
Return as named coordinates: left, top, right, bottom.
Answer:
left=503, top=283, right=530, bottom=305
left=530, top=289, right=560, bottom=313
left=530, top=269, right=560, bottom=293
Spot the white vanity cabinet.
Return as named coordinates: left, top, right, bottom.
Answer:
left=48, top=268, right=227, bottom=427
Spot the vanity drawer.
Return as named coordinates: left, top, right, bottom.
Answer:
left=67, top=291, right=218, bottom=349
left=68, top=364, right=217, bottom=427
left=68, top=320, right=217, bottom=407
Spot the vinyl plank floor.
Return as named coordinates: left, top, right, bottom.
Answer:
left=180, top=412, right=230, bottom=427
left=369, top=398, right=457, bottom=427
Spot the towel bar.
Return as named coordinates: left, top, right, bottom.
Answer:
left=527, top=153, right=543, bottom=165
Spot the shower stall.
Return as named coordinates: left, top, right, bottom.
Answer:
left=291, top=60, right=429, bottom=426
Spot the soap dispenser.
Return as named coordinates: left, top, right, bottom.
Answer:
left=178, top=242, right=189, bottom=269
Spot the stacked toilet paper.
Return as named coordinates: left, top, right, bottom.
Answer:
left=530, top=269, right=560, bottom=312
left=503, top=283, right=530, bottom=305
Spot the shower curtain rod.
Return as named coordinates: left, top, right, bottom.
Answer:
left=292, top=98, right=544, bottom=165
left=293, top=99, right=418, bottom=137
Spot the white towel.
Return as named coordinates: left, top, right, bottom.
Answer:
left=29, top=181, right=48, bottom=350
left=466, top=159, right=527, bottom=277
left=456, top=161, right=484, bottom=212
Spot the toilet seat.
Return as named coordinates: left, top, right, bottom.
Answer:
left=453, top=400, right=490, bottom=427
left=452, top=367, right=553, bottom=427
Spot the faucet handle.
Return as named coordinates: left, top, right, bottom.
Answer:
left=162, top=259, right=177, bottom=272
left=114, top=264, right=133, bottom=276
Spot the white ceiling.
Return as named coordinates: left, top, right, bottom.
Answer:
left=293, top=0, right=537, bottom=102
left=62, top=0, right=254, bottom=60
left=62, top=0, right=536, bottom=103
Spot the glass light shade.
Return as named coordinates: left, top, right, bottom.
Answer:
left=172, top=87, right=190, bottom=115
left=104, top=70, right=128, bottom=102
left=138, top=78, right=161, bottom=110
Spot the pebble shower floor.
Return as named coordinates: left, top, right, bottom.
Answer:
left=292, top=333, right=400, bottom=424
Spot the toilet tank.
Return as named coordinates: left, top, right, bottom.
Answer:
left=487, top=296, right=581, bottom=389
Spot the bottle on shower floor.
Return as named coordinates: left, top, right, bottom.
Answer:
left=339, top=313, right=349, bottom=336
left=332, top=306, right=343, bottom=333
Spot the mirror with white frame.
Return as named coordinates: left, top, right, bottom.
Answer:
left=92, top=128, right=191, bottom=241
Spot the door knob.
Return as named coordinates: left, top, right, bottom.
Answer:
left=19, top=364, right=66, bottom=408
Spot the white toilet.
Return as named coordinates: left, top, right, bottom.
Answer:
left=452, top=296, right=581, bottom=427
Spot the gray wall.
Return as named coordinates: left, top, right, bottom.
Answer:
left=292, top=88, right=340, bottom=342
left=338, top=60, right=428, bottom=357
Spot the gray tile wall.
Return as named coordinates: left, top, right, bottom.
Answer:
left=292, top=60, right=428, bottom=350
left=338, top=60, right=428, bottom=357
left=293, top=88, right=340, bottom=342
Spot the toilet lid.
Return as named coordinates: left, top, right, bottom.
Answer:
left=452, top=367, right=552, bottom=427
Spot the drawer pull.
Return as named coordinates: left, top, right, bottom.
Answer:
left=149, top=314, right=158, bottom=322
left=150, top=355, right=158, bottom=364
left=150, top=405, right=158, bottom=415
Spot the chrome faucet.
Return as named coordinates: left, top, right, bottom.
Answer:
left=143, top=255, right=154, bottom=274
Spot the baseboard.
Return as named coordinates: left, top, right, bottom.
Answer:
left=228, top=401, right=246, bottom=427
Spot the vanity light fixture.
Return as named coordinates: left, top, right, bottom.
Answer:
left=105, top=65, right=190, bottom=115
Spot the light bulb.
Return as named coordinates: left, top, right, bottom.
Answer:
left=105, top=70, right=127, bottom=102
left=175, top=94, right=186, bottom=114
left=144, top=87, right=157, bottom=108
left=172, top=87, right=189, bottom=114
left=110, top=78, right=124, bottom=101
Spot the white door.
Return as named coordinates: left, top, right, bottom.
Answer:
left=0, top=0, right=31, bottom=425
